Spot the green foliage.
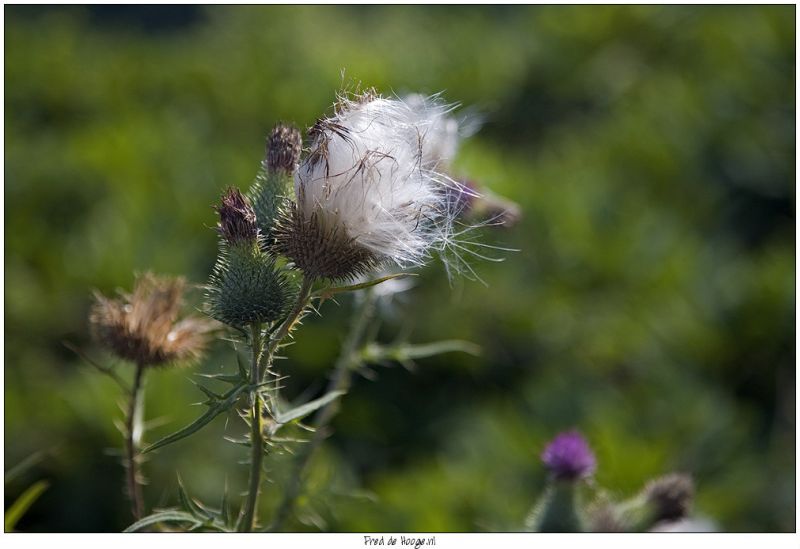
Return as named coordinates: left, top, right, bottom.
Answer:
left=126, top=477, right=237, bottom=532
left=4, top=450, right=49, bottom=486
left=143, top=377, right=249, bottom=454
left=4, top=5, right=794, bottom=532
left=274, top=391, right=345, bottom=425
left=5, top=481, right=50, bottom=532
left=124, top=509, right=228, bottom=533
left=361, top=340, right=481, bottom=366
left=314, top=273, right=416, bottom=302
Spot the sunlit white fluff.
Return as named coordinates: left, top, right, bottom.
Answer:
left=294, top=92, right=471, bottom=269
left=402, top=93, right=461, bottom=171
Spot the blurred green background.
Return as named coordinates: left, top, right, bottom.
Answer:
left=4, top=5, right=795, bottom=532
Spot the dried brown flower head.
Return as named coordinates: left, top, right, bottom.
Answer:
left=90, top=273, right=215, bottom=367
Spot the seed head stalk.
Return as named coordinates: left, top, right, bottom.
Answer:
left=269, top=288, right=377, bottom=531
left=124, top=362, right=146, bottom=521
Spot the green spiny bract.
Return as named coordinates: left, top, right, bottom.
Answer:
left=206, top=240, right=291, bottom=329
left=248, top=123, right=302, bottom=238
left=248, top=166, right=293, bottom=240
left=272, top=203, right=384, bottom=282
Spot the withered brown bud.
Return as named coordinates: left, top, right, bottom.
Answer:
left=266, top=123, right=302, bottom=174
left=644, top=473, right=695, bottom=523
left=217, top=187, right=258, bottom=245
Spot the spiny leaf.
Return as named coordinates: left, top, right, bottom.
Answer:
left=177, top=475, right=209, bottom=519
left=197, top=371, right=245, bottom=386
left=63, top=340, right=130, bottom=393
left=274, top=390, right=345, bottom=425
left=220, top=481, right=230, bottom=527
left=314, top=273, right=415, bottom=301
left=361, top=339, right=481, bottom=363
left=234, top=504, right=244, bottom=531
left=191, top=380, right=224, bottom=403
left=237, top=351, right=249, bottom=379
left=400, top=340, right=481, bottom=358
left=223, top=436, right=251, bottom=447
left=4, top=480, right=49, bottom=531
left=5, top=450, right=49, bottom=486
left=142, top=383, right=248, bottom=454
left=123, top=510, right=203, bottom=532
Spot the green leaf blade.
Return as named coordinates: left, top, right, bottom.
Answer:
left=142, top=383, right=247, bottom=454
left=362, top=340, right=481, bottom=363
left=123, top=510, right=202, bottom=532
left=315, top=274, right=415, bottom=300
left=4, top=480, right=49, bottom=531
left=275, top=390, right=345, bottom=425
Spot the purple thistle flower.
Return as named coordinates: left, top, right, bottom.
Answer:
left=541, top=430, right=596, bottom=480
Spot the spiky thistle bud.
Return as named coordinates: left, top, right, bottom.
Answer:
left=248, top=123, right=303, bottom=239
left=90, top=273, right=215, bottom=367
left=595, top=472, right=695, bottom=532
left=207, top=187, right=291, bottom=328
left=267, top=123, right=302, bottom=175
left=643, top=473, right=694, bottom=523
left=274, top=91, right=474, bottom=281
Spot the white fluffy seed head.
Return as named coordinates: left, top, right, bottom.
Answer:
left=293, top=92, right=470, bottom=271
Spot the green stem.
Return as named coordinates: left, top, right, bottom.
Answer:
left=124, top=362, right=146, bottom=521
left=259, top=274, right=314, bottom=399
left=268, top=289, right=377, bottom=532
left=264, top=276, right=314, bottom=370
left=528, top=481, right=584, bottom=533
left=238, top=278, right=314, bottom=532
left=239, top=324, right=265, bottom=532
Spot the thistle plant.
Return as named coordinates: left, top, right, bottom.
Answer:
left=76, top=82, right=717, bottom=536
left=526, top=430, right=708, bottom=533
left=526, top=431, right=597, bottom=532
left=86, top=88, right=505, bottom=533
left=76, top=85, right=711, bottom=535
left=82, top=273, right=214, bottom=520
